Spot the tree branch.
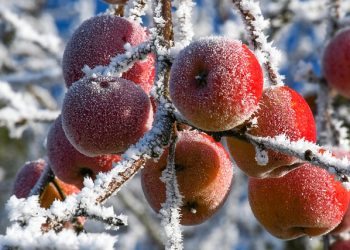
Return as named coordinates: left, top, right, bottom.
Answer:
left=232, top=0, right=284, bottom=87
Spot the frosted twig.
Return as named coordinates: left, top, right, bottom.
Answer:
left=159, top=124, right=183, bottom=250
left=327, top=0, right=341, bottom=37
left=232, top=0, right=284, bottom=87
left=223, top=131, right=350, bottom=180
left=172, top=0, right=195, bottom=50
left=196, top=125, right=350, bottom=181
left=127, top=0, right=147, bottom=23
left=78, top=207, right=127, bottom=229
left=83, top=40, right=154, bottom=78
left=30, top=164, right=55, bottom=196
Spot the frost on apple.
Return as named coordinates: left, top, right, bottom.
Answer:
left=62, top=76, right=153, bottom=157
left=62, top=14, right=155, bottom=93
left=2, top=0, right=350, bottom=249
left=169, top=37, right=263, bottom=131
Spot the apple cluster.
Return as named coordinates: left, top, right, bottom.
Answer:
left=10, top=9, right=350, bottom=242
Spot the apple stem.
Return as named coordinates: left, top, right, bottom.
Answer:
left=51, top=178, right=67, bottom=200
left=195, top=71, right=208, bottom=87
left=113, top=4, right=125, bottom=17
left=29, top=163, right=55, bottom=196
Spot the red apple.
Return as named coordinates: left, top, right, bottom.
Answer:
left=330, top=239, right=350, bottom=250
left=331, top=150, right=350, bottom=235
left=13, top=159, right=80, bottom=208
left=62, top=14, right=155, bottom=93
left=141, top=130, right=233, bottom=225
left=226, top=86, right=317, bottom=178
left=47, top=115, right=122, bottom=188
left=248, top=163, right=350, bottom=240
left=61, top=76, right=153, bottom=157
left=169, top=37, right=263, bottom=131
left=323, top=28, right=350, bottom=98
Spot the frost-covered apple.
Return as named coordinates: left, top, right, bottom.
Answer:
left=331, top=150, right=350, bottom=235
left=141, top=130, right=233, bottom=225
left=61, top=76, right=153, bottom=157
left=12, top=159, right=80, bottom=208
left=248, top=163, right=350, bottom=240
left=330, top=239, right=350, bottom=250
left=323, top=28, right=350, bottom=98
left=47, top=115, right=122, bottom=188
left=62, top=14, right=155, bottom=93
left=169, top=37, right=263, bottom=131
left=226, top=86, right=316, bottom=178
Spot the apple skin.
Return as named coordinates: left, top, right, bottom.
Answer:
left=47, top=115, right=122, bottom=188
left=141, top=130, right=233, bottom=225
left=61, top=76, right=153, bottom=157
left=331, top=150, right=350, bottom=235
left=13, top=159, right=46, bottom=199
left=323, top=28, right=350, bottom=98
left=39, top=179, right=80, bottom=209
left=12, top=159, right=80, bottom=208
left=169, top=37, right=263, bottom=131
left=226, top=86, right=317, bottom=178
left=248, top=163, right=350, bottom=240
left=330, top=240, right=350, bottom=250
left=62, top=14, right=155, bottom=93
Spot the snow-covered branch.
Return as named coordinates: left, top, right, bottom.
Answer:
left=172, top=0, right=195, bottom=51
left=83, top=40, right=155, bottom=78
left=215, top=130, right=350, bottom=181
left=159, top=125, right=183, bottom=250
left=327, top=0, right=342, bottom=37
left=232, top=0, right=284, bottom=87
left=127, top=0, right=148, bottom=24
left=30, top=165, right=55, bottom=196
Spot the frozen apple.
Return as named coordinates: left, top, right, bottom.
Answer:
left=248, top=163, right=350, bottom=240
left=323, top=28, right=350, bottom=98
left=61, top=76, right=153, bottom=157
left=13, top=159, right=80, bottom=208
left=226, top=86, right=317, bottom=178
left=62, top=14, right=155, bottom=93
left=169, top=37, right=263, bottom=131
left=331, top=150, right=350, bottom=235
left=141, top=130, right=233, bottom=225
left=47, top=115, right=122, bottom=188
left=330, top=239, right=350, bottom=250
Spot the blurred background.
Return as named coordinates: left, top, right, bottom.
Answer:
left=0, top=0, right=349, bottom=249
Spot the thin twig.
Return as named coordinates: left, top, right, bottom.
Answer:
left=232, top=0, right=283, bottom=87
left=29, top=165, right=55, bottom=196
